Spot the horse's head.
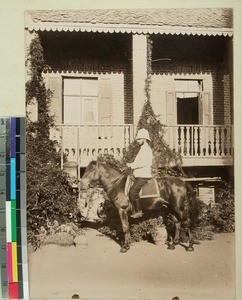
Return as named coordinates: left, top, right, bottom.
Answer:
left=80, top=160, right=100, bottom=190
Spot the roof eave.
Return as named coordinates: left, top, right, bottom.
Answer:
left=25, top=14, right=233, bottom=37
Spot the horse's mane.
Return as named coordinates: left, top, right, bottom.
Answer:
left=97, top=161, right=127, bottom=189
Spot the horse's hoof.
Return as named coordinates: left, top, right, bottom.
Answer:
left=125, top=245, right=130, bottom=250
left=167, top=245, right=175, bottom=250
left=186, top=246, right=194, bottom=252
left=120, top=247, right=128, bottom=253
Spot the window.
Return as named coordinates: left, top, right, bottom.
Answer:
left=175, top=79, right=203, bottom=125
left=63, top=77, right=98, bottom=124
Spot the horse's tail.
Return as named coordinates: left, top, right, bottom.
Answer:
left=185, top=182, right=199, bottom=224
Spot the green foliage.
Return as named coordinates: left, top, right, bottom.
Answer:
left=135, top=100, right=183, bottom=177
left=192, top=182, right=235, bottom=240
left=206, top=182, right=234, bottom=233
left=130, top=218, right=162, bottom=243
left=26, top=36, right=77, bottom=248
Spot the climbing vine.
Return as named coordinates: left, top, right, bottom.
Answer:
left=123, top=35, right=183, bottom=176
left=26, top=36, right=77, bottom=248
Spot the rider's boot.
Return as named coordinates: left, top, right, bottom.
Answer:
left=130, top=199, right=143, bottom=218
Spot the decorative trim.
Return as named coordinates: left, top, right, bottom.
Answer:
left=25, top=14, right=233, bottom=37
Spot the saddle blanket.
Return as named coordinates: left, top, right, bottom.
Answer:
left=125, top=176, right=160, bottom=198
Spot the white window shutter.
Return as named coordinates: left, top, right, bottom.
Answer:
left=166, top=91, right=176, bottom=125
left=48, top=77, right=62, bottom=124
left=201, top=92, right=212, bottom=125
left=98, top=78, right=112, bottom=124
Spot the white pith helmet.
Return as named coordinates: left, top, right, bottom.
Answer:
left=135, top=128, right=151, bottom=141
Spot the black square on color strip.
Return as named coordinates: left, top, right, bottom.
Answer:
left=17, top=246, right=22, bottom=263
left=16, top=191, right=20, bottom=209
left=17, top=265, right=23, bottom=284
left=16, top=136, right=20, bottom=153
left=18, top=281, right=24, bottom=299
left=16, top=153, right=20, bottom=172
left=17, top=230, right=22, bottom=246
left=16, top=173, right=20, bottom=190
left=16, top=118, right=20, bottom=135
left=16, top=210, right=21, bottom=228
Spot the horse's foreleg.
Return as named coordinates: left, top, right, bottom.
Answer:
left=173, top=222, right=181, bottom=245
left=184, top=224, right=194, bottom=252
left=118, top=208, right=131, bottom=253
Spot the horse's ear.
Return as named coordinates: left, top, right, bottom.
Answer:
left=91, top=160, right=97, bottom=166
left=96, top=158, right=103, bottom=166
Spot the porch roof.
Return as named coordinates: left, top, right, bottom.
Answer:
left=25, top=9, right=233, bottom=37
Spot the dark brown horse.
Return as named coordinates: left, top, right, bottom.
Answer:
left=80, top=160, right=199, bottom=253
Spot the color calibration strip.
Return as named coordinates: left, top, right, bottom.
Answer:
left=0, top=117, right=29, bottom=299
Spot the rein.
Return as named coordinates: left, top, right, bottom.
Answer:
left=106, top=174, right=126, bottom=194
left=94, top=162, right=126, bottom=195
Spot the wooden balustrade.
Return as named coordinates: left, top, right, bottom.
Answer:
left=50, top=124, right=135, bottom=167
left=50, top=124, right=233, bottom=170
left=164, top=125, right=233, bottom=158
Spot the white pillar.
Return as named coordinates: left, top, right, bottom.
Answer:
left=132, top=34, right=147, bottom=125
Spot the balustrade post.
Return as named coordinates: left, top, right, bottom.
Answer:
left=220, top=127, right=225, bottom=156
left=200, top=125, right=205, bottom=156
left=180, top=126, right=185, bottom=155
left=194, top=126, right=198, bottom=156
left=187, top=126, right=191, bottom=156
left=227, top=126, right=231, bottom=155
left=215, top=127, right=220, bottom=156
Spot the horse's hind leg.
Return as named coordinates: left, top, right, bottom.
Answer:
left=118, top=208, right=131, bottom=253
left=164, top=224, right=175, bottom=250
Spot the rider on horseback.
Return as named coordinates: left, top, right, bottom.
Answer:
left=127, top=128, right=153, bottom=218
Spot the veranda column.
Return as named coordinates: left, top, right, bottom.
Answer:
left=132, top=34, right=148, bottom=125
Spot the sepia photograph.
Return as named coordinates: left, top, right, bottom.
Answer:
left=24, top=6, right=235, bottom=300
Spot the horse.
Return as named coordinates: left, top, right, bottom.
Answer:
left=80, top=160, right=199, bottom=253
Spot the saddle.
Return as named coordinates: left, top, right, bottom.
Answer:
left=125, top=175, right=160, bottom=198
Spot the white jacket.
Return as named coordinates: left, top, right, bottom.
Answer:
left=129, top=142, right=153, bottom=178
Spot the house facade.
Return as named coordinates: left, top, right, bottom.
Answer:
left=25, top=9, right=233, bottom=185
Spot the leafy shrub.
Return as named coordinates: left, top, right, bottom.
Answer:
left=26, top=36, right=78, bottom=248
left=192, top=182, right=234, bottom=240
left=208, top=182, right=234, bottom=233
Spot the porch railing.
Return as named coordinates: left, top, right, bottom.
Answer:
left=164, top=125, right=233, bottom=158
left=50, top=124, right=233, bottom=171
left=50, top=124, right=134, bottom=168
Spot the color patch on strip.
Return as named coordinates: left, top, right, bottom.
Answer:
left=10, top=118, right=16, bottom=158
left=7, top=243, right=13, bottom=283
left=6, top=202, right=11, bottom=243
left=10, top=158, right=16, bottom=200
left=9, top=282, right=18, bottom=299
left=12, top=242, right=18, bottom=282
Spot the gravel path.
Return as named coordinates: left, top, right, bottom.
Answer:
left=28, top=229, right=235, bottom=300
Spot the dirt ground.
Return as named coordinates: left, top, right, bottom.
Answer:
left=28, top=228, right=235, bottom=300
